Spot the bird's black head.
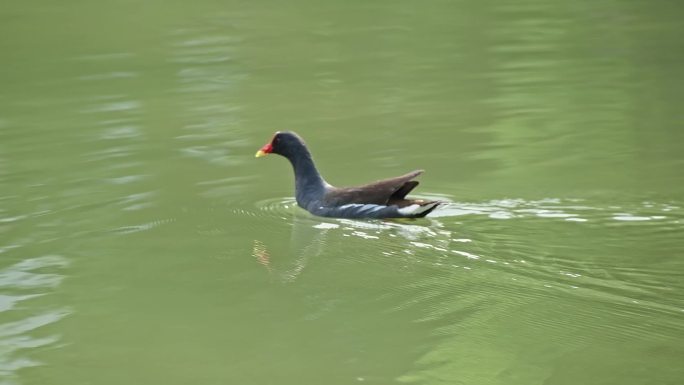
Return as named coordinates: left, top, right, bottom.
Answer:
left=255, top=131, right=308, bottom=159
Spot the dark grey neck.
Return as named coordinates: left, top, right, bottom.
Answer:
left=285, top=147, right=327, bottom=206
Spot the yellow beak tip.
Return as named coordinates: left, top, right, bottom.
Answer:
left=255, top=150, right=267, bottom=158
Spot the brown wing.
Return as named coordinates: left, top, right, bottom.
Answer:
left=323, top=170, right=424, bottom=206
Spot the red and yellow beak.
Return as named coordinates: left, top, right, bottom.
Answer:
left=255, top=142, right=273, bottom=158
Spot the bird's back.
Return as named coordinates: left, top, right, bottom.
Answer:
left=322, top=170, right=424, bottom=206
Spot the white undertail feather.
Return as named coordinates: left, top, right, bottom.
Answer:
left=397, top=202, right=441, bottom=216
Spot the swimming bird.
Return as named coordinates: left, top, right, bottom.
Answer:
left=255, top=131, right=442, bottom=219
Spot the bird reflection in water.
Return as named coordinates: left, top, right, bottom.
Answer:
left=251, top=240, right=271, bottom=272
left=251, top=215, right=333, bottom=282
left=252, top=213, right=457, bottom=283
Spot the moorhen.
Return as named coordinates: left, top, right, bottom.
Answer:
left=255, top=131, right=442, bottom=219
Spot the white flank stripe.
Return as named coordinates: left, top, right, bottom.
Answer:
left=339, top=204, right=386, bottom=213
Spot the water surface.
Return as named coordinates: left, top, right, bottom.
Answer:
left=1, top=0, right=683, bottom=384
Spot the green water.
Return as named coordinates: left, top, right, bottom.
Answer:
left=2, top=1, right=683, bottom=384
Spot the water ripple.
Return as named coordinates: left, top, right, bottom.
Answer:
left=244, top=197, right=300, bottom=219
left=110, top=218, right=176, bottom=235
left=0, top=256, right=69, bottom=383
left=170, top=24, right=249, bottom=169
left=432, top=198, right=683, bottom=224
left=245, top=195, right=684, bottom=345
